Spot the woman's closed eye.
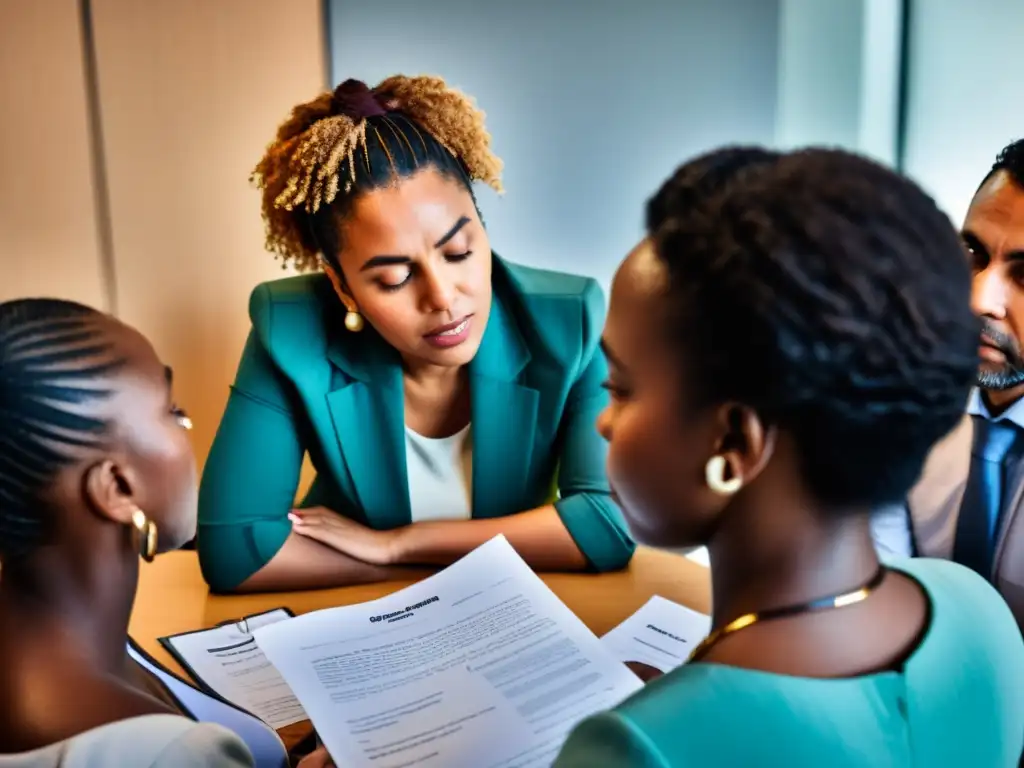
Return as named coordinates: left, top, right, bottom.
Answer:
left=376, top=264, right=413, bottom=292
left=377, top=271, right=412, bottom=292
left=375, top=251, right=473, bottom=293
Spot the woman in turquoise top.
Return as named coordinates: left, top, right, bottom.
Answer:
left=197, top=75, right=633, bottom=593
left=554, top=147, right=1024, bottom=766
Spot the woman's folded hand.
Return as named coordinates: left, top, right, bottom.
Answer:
left=289, top=507, right=402, bottom=566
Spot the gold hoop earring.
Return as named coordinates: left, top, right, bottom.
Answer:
left=705, top=455, right=742, bottom=496
left=131, top=508, right=158, bottom=562
left=344, top=310, right=364, bottom=333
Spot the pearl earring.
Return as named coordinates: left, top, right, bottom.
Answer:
left=344, top=310, right=364, bottom=333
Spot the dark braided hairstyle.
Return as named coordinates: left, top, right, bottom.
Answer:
left=978, top=138, right=1024, bottom=191
left=647, top=147, right=980, bottom=509
left=0, top=298, right=123, bottom=559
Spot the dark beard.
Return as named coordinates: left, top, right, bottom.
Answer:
left=978, top=320, right=1024, bottom=390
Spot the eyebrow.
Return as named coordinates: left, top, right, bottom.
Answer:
left=600, top=338, right=625, bottom=369
left=164, top=366, right=173, bottom=387
left=359, top=216, right=472, bottom=272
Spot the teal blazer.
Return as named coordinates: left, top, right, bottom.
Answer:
left=197, top=256, right=634, bottom=591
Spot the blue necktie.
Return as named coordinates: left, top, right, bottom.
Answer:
left=953, top=415, right=1020, bottom=577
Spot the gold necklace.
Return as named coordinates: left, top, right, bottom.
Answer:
left=688, top=567, right=888, bottom=663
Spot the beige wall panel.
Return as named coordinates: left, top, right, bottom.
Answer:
left=0, top=0, right=106, bottom=306
left=90, top=0, right=325, bottom=471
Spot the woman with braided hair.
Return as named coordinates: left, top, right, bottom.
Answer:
left=0, top=298, right=336, bottom=767
left=197, top=75, right=633, bottom=592
left=0, top=299, right=238, bottom=764
left=553, top=147, right=1024, bottom=766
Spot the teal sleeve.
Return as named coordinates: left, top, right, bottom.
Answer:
left=553, top=712, right=669, bottom=768
left=197, top=289, right=303, bottom=592
left=553, top=281, right=635, bottom=572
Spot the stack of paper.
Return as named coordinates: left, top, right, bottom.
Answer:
left=254, top=536, right=644, bottom=767
left=162, top=536, right=712, bottom=767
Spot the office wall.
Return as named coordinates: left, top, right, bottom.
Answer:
left=856, top=0, right=904, bottom=166
left=327, top=0, right=780, bottom=289
left=87, top=0, right=325, bottom=466
left=775, top=0, right=903, bottom=168
left=776, top=0, right=864, bottom=151
left=0, top=0, right=324, bottom=472
left=902, top=1, right=1024, bottom=223
left=0, top=0, right=107, bottom=306
left=15, top=0, right=992, bottom=480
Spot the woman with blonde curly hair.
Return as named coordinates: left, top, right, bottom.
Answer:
left=197, top=75, right=633, bottom=592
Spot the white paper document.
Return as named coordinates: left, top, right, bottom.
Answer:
left=601, top=596, right=711, bottom=673
left=162, top=608, right=308, bottom=728
left=254, top=536, right=644, bottom=768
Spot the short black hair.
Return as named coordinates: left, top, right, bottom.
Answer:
left=647, top=147, right=979, bottom=509
left=645, top=146, right=781, bottom=231
left=977, top=138, right=1024, bottom=191
left=0, top=298, right=122, bottom=559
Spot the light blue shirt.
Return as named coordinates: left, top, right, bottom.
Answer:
left=968, top=388, right=1024, bottom=430
left=871, top=390, right=1024, bottom=558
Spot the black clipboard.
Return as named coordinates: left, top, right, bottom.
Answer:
left=157, top=606, right=296, bottom=701
left=129, top=633, right=319, bottom=761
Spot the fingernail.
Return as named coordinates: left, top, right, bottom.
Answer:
left=288, top=512, right=300, bottom=523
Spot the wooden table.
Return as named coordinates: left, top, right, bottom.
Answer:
left=129, top=548, right=710, bottom=750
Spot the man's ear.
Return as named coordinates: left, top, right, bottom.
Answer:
left=322, top=262, right=358, bottom=314
left=84, top=459, right=138, bottom=525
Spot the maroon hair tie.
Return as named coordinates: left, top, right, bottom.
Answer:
left=331, top=79, right=387, bottom=120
